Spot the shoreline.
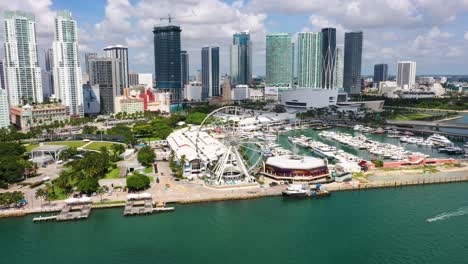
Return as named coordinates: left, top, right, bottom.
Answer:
left=2, top=176, right=468, bottom=219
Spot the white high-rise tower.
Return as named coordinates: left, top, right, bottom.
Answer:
left=397, top=61, right=416, bottom=90
left=52, top=10, right=83, bottom=116
left=3, top=11, right=43, bottom=106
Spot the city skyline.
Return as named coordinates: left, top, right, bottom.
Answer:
left=0, top=0, right=467, bottom=77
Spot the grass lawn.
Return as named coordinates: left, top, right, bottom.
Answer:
left=140, top=137, right=162, bottom=142
left=84, top=141, right=123, bottom=151
left=44, top=141, right=87, bottom=148
left=104, top=166, right=121, bottom=179
left=25, top=144, right=39, bottom=152
left=392, top=113, right=433, bottom=121
left=144, top=166, right=153, bottom=173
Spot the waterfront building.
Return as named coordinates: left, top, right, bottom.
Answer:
left=230, top=31, right=252, bottom=85
left=334, top=47, right=344, bottom=89
left=263, top=155, right=330, bottom=182
left=82, top=83, right=100, bottom=115
left=3, top=10, right=43, bottom=106
left=0, top=89, right=9, bottom=128
left=343, top=31, right=363, bottom=94
left=373, top=64, right=388, bottom=87
left=181, top=50, right=189, bottom=87
left=201, top=47, right=220, bottom=100
left=280, top=88, right=338, bottom=109
left=52, top=10, right=84, bottom=117
left=397, top=61, right=416, bottom=89
left=88, top=57, right=121, bottom=114
left=104, top=45, right=129, bottom=95
left=321, top=28, right=336, bottom=89
left=297, top=32, right=322, bottom=88
left=153, top=25, right=182, bottom=104
left=266, top=33, right=293, bottom=87
left=10, top=104, right=67, bottom=132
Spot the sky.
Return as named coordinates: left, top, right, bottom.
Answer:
left=1, top=0, right=468, bottom=76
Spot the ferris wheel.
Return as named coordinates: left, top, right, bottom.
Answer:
left=195, top=106, right=263, bottom=186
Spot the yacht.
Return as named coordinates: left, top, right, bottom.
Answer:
left=427, top=134, right=453, bottom=147
left=282, top=184, right=309, bottom=197
left=464, top=142, right=468, bottom=157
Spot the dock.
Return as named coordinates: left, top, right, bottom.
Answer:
left=33, top=197, right=93, bottom=223
left=33, top=215, right=58, bottom=222
left=124, top=193, right=175, bottom=216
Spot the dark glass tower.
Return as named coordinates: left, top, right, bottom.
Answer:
left=321, top=28, right=336, bottom=89
left=153, top=25, right=182, bottom=103
left=181, top=50, right=189, bottom=87
left=343, top=31, right=363, bottom=94
left=373, top=64, right=388, bottom=87
left=201, top=47, right=220, bottom=100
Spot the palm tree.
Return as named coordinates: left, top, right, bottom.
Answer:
left=96, top=186, right=105, bottom=202
left=35, top=188, right=45, bottom=208
left=111, top=144, right=126, bottom=156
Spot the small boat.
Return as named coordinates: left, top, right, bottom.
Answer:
left=282, top=184, right=309, bottom=197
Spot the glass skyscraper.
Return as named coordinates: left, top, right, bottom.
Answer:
left=343, top=31, right=363, bottom=94
left=321, top=28, right=336, bottom=89
left=297, top=32, right=322, bottom=88
left=104, top=45, right=129, bottom=95
left=181, top=50, right=189, bottom=87
left=373, top=64, right=388, bottom=87
left=230, top=32, right=252, bottom=86
left=153, top=25, right=182, bottom=103
left=3, top=10, right=43, bottom=106
left=201, top=47, right=220, bottom=100
left=265, top=33, right=293, bottom=87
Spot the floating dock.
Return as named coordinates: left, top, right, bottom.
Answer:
left=33, top=197, right=93, bottom=223
left=124, top=193, right=175, bottom=216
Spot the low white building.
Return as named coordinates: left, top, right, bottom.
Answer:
left=280, top=88, right=338, bottom=109
left=184, top=82, right=202, bottom=101
left=264, top=86, right=290, bottom=101
left=231, top=85, right=249, bottom=101
left=249, top=88, right=263, bottom=101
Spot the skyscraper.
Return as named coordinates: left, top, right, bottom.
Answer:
left=265, top=33, right=293, bottom=87
left=0, top=61, right=5, bottom=90
left=88, top=57, right=120, bottom=114
left=201, top=47, right=220, bottom=100
left=3, top=11, right=43, bottom=106
left=373, top=64, right=388, bottom=87
left=397, top=61, right=416, bottom=89
left=52, top=10, right=83, bottom=117
left=321, top=28, right=336, bottom=89
left=153, top=25, right=182, bottom=103
left=0, top=89, right=9, bottom=128
left=84, top=52, right=97, bottom=75
left=129, top=73, right=139, bottom=86
left=334, top=47, right=344, bottom=89
left=343, top=31, right=363, bottom=94
left=104, top=45, right=129, bottom=95
left=230, top=31, right=252, bottom=85
left=297, top=32, right=322, bottom=88
left=181, top=50, right=189, bottom=87
left=43, top=48, right=54, bottom=99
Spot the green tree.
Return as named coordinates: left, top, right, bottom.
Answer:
left=96, top=186, right=106, bottom=202
left=0, top=156, right=26, bottom=183
left=82, top=125, right=97, bottom=134
left=111, top=144, right=126, bottom=156
left=77, top=178, right=99, bottom=194
left=126, top=173, right=150, bottom=191
left=185, top=112, right=207, bottom=125
left=137, top=146, right=156, bottom=167
left=35, top=188, right=46, bottom=208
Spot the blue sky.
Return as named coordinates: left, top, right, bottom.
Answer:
left=2, top=0, right=468, bottom=76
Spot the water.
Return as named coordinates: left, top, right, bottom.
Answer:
left=277, top=127, right=463, bottom=160
left=1, top=183, right=468, bottom=264
left=441, top=113, right=468, bottom=135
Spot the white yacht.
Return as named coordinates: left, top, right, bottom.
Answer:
left=427, top=134, right=453, bottom=147
left=282, top=184, right=309, bottom=197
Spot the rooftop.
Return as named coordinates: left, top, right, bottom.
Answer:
left=266, top=155, right=326, bottom=170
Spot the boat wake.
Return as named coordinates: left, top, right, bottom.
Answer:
left=426, top=206, right=468, bottom=223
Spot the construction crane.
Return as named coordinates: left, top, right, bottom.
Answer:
left=157, top=11, right=196, bottom=25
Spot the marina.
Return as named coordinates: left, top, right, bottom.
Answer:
left=33, top=197, right=92, bottom=222
left=124, top=193, right=175, bottom=216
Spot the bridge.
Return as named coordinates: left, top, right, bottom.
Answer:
left=386, top=120, right=468, bottom=130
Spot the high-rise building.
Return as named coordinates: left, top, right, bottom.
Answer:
left=3, top=11, right=43, bottom=106
left=104, top=45, right=129, bottom=95
left=43, top=49, right=54, bottom=99
left=373, top=64, right=388, bottom=87
left=138, top=73, right=153, bottom=89
left=52, top=10, right=84, bottom=117
left=88, top=57, right=120, bottom=114
left=0, top=89, right=9, bottom=128
left=201, top=47, right=220, bottom=100
left=129, top=73, right=139, bottom=86
left=0, top=61, right=6, bottom=90
left=397, top=61, right=416, bottom=89
left=82, top=83, right=100, bottom=116
left=321, top=28, right=336, bottom=89
left=297, top=32, right=322, bottom=88
left=181, top=50, right=189, bottom=87
left=153, top=25, right=182, bottom=103
left=265, top=33, right=293, bottom=87
left=334, top=47, right=344, bottom=89
left=84, top=52, right=97, bottom=75
left=343, top=31, right=363, bottom=94
left=230, top=31, right=252, bottom=86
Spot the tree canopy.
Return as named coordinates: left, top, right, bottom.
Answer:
left=126, top=173, right=150, bottom=191
left=137, top=146, right=155, bottom=167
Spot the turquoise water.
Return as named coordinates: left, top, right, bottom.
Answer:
left=1, top=183, right=468, bottom=264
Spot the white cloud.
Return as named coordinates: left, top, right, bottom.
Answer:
left=464, top=32, right=468, bottom=41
